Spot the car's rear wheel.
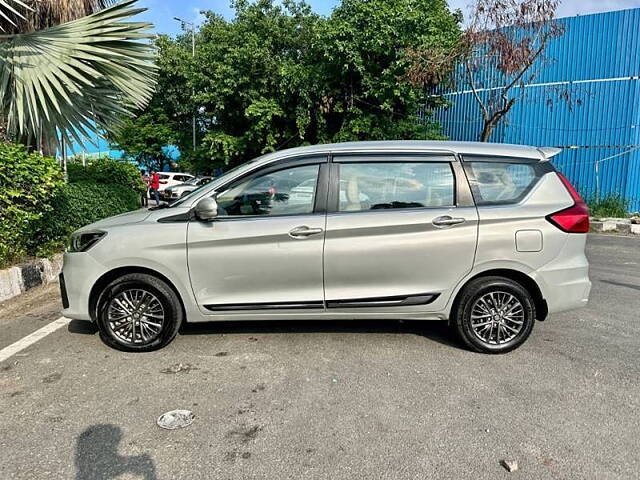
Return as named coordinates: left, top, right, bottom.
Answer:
left=452, top=276, right=535, bottom=354
left=95, top=273, right=183, bottom=352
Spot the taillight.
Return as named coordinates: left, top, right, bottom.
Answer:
left=159, top=180, right=168, bottom=184
left=546, top=172, right=589, bottom=233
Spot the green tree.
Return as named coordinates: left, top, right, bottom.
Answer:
left=127, top=0, right=461, bottom=169
left=192, top=0, right=324, bottom=167
left=109, top=107, right=176, bottom=172
left=316, top=0, right=461, bottom=143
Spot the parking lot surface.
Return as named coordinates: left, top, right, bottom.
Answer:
left=1, top=234, right=639, bottom=479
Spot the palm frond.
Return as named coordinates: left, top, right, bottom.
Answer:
left=0, top=0, right=157, bottom=151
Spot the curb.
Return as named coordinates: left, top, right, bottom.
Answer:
left=0, top=254, right=63, bottom=303
left=590, top=217, right=640, bottom=235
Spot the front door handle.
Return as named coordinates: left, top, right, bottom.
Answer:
left=432, top=215, right=466, bottom=228
left=289, top=226, right=324, bottom=238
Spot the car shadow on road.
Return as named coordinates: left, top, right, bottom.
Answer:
left=75, top=424, right=157, bottom=480
left=180, top=319, right=466, bottom=350
left=67, top=318, right=465, bottom=350
left=68, top=320, right=98, bottom=335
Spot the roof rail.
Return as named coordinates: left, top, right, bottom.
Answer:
left=538, top=147, right=562, bottom=160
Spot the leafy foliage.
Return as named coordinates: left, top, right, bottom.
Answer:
left=0, top=143, right=142, bottom=266
left=587, top=194, right=629, bottom=219
left=0, top=142, right=63, bottom=266
left=115, top=0, right=462, bottom=170
left=34, top=182, right=140, bottom=253
left=316, top=0, right=460, bottom=143
left=0, top=0, right=157, bottom=153
left=108, top=107, right=177, bottom=173
left=67, top=157, right=146, bottom=193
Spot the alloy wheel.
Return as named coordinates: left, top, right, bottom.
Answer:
left=106, top=288, right=165, bottom=345
left=470, top=291, right=524, bottom=345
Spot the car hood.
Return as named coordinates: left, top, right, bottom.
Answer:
left=78, top=208, right=152, bottom=231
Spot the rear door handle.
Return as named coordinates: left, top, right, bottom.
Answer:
left=432, top=215, right=466, bottom=228
left=289, top=226, right=324, bottom=238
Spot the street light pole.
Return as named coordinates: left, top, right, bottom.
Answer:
left=174, top=17, right=197, bottom=152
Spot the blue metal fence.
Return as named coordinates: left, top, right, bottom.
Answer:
left=432, top=8, right=640, bottom=211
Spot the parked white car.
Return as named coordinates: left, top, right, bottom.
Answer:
left=156, top=172, right=194, bottom=192
left=161, top=177, right=213, bottom=201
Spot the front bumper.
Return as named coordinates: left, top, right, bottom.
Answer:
left=161, top=190, right=181, bottom=200
left=59, top=273, right=69, bottom=309
left=61, top=252, right=107, bottom=321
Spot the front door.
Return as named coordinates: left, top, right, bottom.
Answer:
left=323, top=154, right=478, bottom=312
left=187, top=157, right=328, bottom=312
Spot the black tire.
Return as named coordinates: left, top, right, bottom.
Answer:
left=452, top=276, right=536, bottom=354
left=95, top=273, right=183, bottom=352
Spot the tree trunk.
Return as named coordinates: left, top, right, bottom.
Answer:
left=480, top=118, right=498, bottom=142
left=479, top=98, right=516, bottom=142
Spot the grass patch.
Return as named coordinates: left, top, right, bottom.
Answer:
left=586, top=194, right=629, bottom=219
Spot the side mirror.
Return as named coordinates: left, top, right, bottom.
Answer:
left=194, top=197, right=218, bottom=221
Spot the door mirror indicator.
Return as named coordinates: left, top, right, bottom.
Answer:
left=194, top=197, right=218, bottom=221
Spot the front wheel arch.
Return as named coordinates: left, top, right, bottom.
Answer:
left=89, top=266, right=186, bottom=323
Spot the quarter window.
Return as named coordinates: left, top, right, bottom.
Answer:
left=465, top=161, right=538, bottom=205
left=337, top=162, right=455, bottom=212
left=216, top=164, right=320, bottom=216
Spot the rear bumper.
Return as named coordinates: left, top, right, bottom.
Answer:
left=534, top=235, right=591, bottom=315
left=537, top=267, right=591, bottom=314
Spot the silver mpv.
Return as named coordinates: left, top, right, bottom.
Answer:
left=61, top=141, right=591, bottom=354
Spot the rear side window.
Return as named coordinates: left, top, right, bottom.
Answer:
left=337, top=162, right=455, bottom=212
left=464, top=160, right=540, bottom=205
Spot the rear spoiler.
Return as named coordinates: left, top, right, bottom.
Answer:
left=537, top=147, right=562, bottom=160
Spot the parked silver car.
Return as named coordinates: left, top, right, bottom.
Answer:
left=60, top=141, right=591, bottom=353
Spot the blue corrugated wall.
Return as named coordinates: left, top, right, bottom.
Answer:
left=433, top=8, right=640, bottom=211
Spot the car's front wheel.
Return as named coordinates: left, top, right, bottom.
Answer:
left=452, top=276, right=536, bottom=354
left=95, top=273, right=183, bottom=352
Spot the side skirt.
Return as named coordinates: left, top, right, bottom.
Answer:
left=203, top=293, right=439, bottom=312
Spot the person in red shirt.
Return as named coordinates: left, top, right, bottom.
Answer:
left=150, top=170, right=160, bottom=205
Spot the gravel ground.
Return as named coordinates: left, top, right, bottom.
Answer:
left=0, top=234, right=639, bottom=479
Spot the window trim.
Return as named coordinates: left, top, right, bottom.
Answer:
left=462, top=156, right=553, bottom=207
left=211, top=157, right=329, bottom=220
left=327, top=156, right=458, bottom=214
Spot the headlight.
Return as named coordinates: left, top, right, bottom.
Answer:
left=68, top=231, right=107, bottom=252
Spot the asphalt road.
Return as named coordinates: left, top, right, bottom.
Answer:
left=1, top=234, right=639, bottom=479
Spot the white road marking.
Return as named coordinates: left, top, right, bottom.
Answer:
left=0, top=316, right=71, bottom=363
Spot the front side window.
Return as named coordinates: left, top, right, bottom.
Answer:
left=337, top=162, right=455, bottom=212
left=465, top=161, right=538, bottom=205
left=216, top=164, right=320, bottom=217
